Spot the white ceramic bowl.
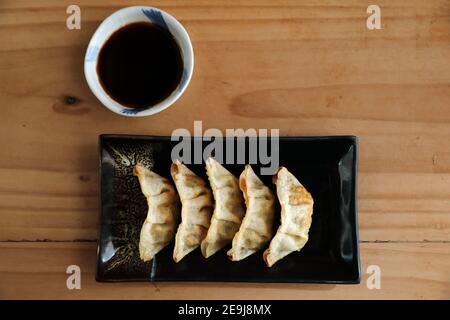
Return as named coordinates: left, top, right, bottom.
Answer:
left=84, top=6, right=194, bottom=117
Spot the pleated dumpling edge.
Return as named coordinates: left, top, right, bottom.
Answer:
left=201, top=157, right=246, bottom=258
left=227, top=164, right=276, bottom=261
left=263, top=167, right=314, bottom=267
left=171, top=160, right=214, bottom=263
left=133, top=164, right=180, bottom=262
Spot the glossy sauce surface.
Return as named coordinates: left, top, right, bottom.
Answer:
left=97, top=22, right=183, bottom=109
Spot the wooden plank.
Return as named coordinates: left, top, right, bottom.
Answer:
left=0, top=242, right=448, bottom=299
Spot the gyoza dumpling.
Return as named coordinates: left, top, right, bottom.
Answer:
left=263, top=167, right=314, bottom=267
left=227, top=165, right=275, bottom=261
left=201, top=158, right=245, bottom=258
left=133, top=164, right=180, bottom=262
left=171, top=160, right=214, bottom=262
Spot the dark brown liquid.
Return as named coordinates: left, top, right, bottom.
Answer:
left=97, top=22, right=183, bottom=109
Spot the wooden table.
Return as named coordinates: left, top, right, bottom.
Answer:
left=0, top=0, right=449, bottom=300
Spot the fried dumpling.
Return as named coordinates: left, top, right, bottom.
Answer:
left=263, top=167, right=314, bottom=267
left=171, top=160, right=214, bottom=262
left=227, top=165, right=275, bottom=261
left=201, top=158, right=246, bottom=258
left=133, top=164, right=180, bottom=262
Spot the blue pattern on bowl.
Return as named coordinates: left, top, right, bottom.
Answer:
left=142, top=8, right=169, bottom=30
left=85, top=45, right=99, bottom=62
left=121, top=108, right=144, bottom=115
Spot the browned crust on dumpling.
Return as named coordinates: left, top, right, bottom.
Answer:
left=264, top=166, right=314, bottom=267
left=133, top=164, right=180, bottom=262
left=171, top=160, right=214, bottom=262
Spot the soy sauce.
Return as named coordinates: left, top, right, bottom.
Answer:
left=97, top=22, right=183, bottom=109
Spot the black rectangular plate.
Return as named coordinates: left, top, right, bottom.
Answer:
left=97, top=134, right=360, bottom=284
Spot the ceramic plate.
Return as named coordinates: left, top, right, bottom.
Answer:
left=97, top=135, right=360, bottom=283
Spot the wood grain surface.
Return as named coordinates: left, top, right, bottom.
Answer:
left=0, top=0, right=449, bottom=299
